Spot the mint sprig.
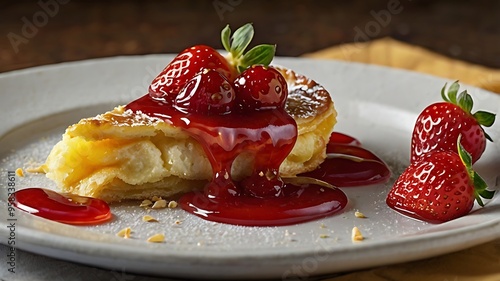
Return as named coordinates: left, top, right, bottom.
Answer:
left=221, top=23, right=276, bottom=73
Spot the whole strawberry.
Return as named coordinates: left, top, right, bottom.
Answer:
left=411, top=81, right=495, bottom=164
left=234, top=65, right=288, bottom=111
left=149, top=45, right=236, bottom=100
left=387, top=137, right=494, bottom=223
left=174, top=68, right=236, bottom=115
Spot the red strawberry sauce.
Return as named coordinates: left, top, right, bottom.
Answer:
left=10, top=99, right=390, bottom=227
left=10, top=188, right=111, bottom=225
left=124, top=95, right=390, bottom=226
left=301, top=132, right=391, bottom=187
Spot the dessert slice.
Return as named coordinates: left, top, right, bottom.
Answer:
left=43, top=67, right=336, bottom=202
left=42, top=24, right=337, bottom=203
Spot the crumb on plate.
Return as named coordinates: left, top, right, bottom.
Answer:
left=152, top=199, right=167, bottom=209
left=140, top=199, right=153, bottom=208
left=147, top=233, right=165, bottom=243
left=142, top=215, right=158, bottom=222
left=168, top=200, right=178, bottom=208
left=355, top=211, right=367, bottom=218
left=25, top=166, right=45, bottom=174
left=15, top=168, right=24, bottom=177
left=117, top=227, right=132, bottom=239
left=351, top=226, right=364, bottom=242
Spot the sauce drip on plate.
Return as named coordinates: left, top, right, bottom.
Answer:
left=12, top=101, right=389, bottom=226
left=10, top=188, right=111, bottom=225
left=301, top=132, right=391, bottom=187
left=126, top=95, right=349, bottom=226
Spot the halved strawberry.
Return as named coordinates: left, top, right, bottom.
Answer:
left=387, top=136, right=494, bottom=223
left=411, top=81, right=495, bottom=164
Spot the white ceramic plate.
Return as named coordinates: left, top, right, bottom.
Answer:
left=1, top=56, right=499, bottom=280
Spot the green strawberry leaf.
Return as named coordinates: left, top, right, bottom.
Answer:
left=457, top=90, right=473, bottom=113
left=474, top=111, right=496, bottom=127
left=440, top=83, right=448, bottom=102
left=484, top=131, right=493, bottom=142
left=457, top=135, right=495, bottom=206
left=447, top=80, right=460, bottom=104
left=457, top=135, right=473, bottom=174
left=473, top=172, right=495, bottom=207
left=441, top=80, right=460, bottom=103
left=440, top=83, right=450, bottom=102
left=441, top=81, right=496, bottom=143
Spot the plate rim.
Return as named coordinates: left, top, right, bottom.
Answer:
left=1, top=55, right=500, bottom=279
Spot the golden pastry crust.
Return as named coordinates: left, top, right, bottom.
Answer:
left=43, top=67, right=336, bottom=202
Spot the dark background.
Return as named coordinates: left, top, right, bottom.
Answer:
left=1, top=0, right=499, bottom=73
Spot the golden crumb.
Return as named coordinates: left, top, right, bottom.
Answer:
left=351, top=226, right=364, bottom=242
left=25, top=166, right=45, bottom=174
left=142, top=215, right=158, bottom=222
left=354, top=211, right=367, bottom=218
left=319, top=234, right=329, bottom=239
left=319, top=223, right=326, bottom=229
left=152, top=199, right=167, bottom=209
left=147, top=233, right=165, bottom=243
left=117, top=227, right=132, bottom=239
left=15, top=168, right=24, bottom=177
left=167, top=200, right=178, bottom=209
left=140, top=199, right=153, bottom=208
left=174, top=219, right=182, bottom=225
left=151, top=196, right=161, bottom=202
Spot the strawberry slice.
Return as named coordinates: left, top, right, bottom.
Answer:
left=387, top=136, right=495, bottom=223
left=411, top=81, right=496, bottom=164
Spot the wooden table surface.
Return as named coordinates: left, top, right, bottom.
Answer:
left=1, top=0, right=499, bottom=73
left=1, top=1, right=500, bottom=281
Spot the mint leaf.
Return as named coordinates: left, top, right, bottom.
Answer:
left=240, top=44, right=276, bottom=69
left=230, top=23, right=254, bottom=58
left=221, top=25, right=231, bottom=53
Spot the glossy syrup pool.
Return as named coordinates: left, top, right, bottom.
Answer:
left=11, top=188, right=112, bottom=225
left=0, top=102, right=451, bottom=251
